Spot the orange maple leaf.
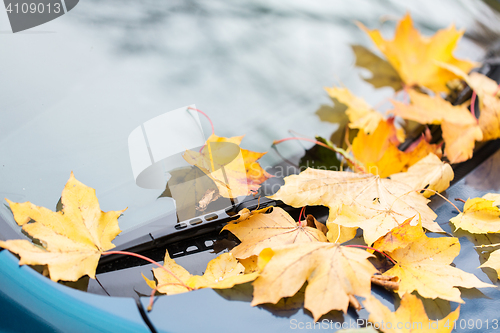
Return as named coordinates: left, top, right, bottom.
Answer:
left=352, top=118, right=441, bottom=177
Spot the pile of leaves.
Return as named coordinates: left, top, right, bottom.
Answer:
left=2, top=13, right=500, bottom=332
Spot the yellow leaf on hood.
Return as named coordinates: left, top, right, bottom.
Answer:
left=373, top=216, right=424, bottom=253
left=0, top=172, right=126, bottom=281
left=251, top=242, right=378, bottom=321
left=450, top=193, right=500, bottom=234
left=381, top=218, right=493, bottom=302
left=480, top=249, right=500, bottom=281
left=223, top=207, right=327, bottom=259
left=390, top=153, right=454, bottom=198
left=270, top=168, right=443, bottom=245
left=183, top=134, right=272, bottom=198
left=441, top=120, right=483, bottom=163
left=325, top=87, right=384, bottom=135
left=391, top=89, right=482, bottom=163
left=391, top=89, right=476, bottom=125
left=145, top=251, right=258, bottom=295
left=438, top=63, right=500, bottom=141
left=358, top=14, right=475, bottom=92
left=363, top=293, right=460, bottom=333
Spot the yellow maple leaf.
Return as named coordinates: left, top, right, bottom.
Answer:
left=270, top=168, right=443, bottom=246
left=223, top=207, right=327, bottom=259
left=144, top=251, right=258, bottom=295
left=439, top=63, right=500, bottom=142
left=373, top=216, right=423, bottom=253
left=381, top=218, right=493, bottom=302
left=478, top=94, right=500, bottom=141
left=0, top=172, right=126, bottom=281
left=480, top=249, right=500, bottom=281
left=358, top=14, right=475, bottom=93
left=363, top=293, right=460, bottom=333
left=450, top=193, right=500, bottom=234
left=352, top=119, right=440, bottom=177
left=251, top=243, right=378, bottom=321
left=183, top=134, right=272, bottom=198
left=389, top=153, right=453, bottom=198
left=391, top=89, right=482, bottom=163
left=391, top=89, right=476, bottom=125
left=325, top=87, right=385, bottom=135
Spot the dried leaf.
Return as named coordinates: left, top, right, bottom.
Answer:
left=391, top=89, right=476, bottom=125
left=373, top=216, right=423, bottom=253
left=438, top=63, right=500, bottom=141
left=450, top=193, right=500, bottom=234
left=251, top=243, right=378, bottom=321
left=270, top=168, right=443, bottom=245
left=223, top=207, right=327, bottom=259
left=325, top=87, right=384, bottom=135
left=0, top=172, right=126, bottom=281
left=480, top=249, right=500, bottom=280
left=363, top=293, right=460, bottom=333
left=381, top=218, right=493, bottom=302
left=358, top=14, right=475, bottom=92
left=441, top=120, right=483, bottom=163
left=145, top=252, right=258, bottom=295
left=390, top=153, right=453, bottom=198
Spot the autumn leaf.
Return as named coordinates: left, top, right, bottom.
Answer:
left=223, top=206, right=327, bottom=259
left=391, top=89, right=482, bottom=163
left=183, top=134, right=272, bottom=198
left=450, top=193, right=500, bottom=234
left=352, top=119, right=440, bottom=177
left=0, top=172, right=126, bottom=281
left=363, top=293, right=460, bottom=333
left=270, top=168, right=443, bottom=246
left=358, top=13, right=475, bottom=92
left=351, top=44, right=403, bottom=91
left=380, top=218, right=493, bottom=302
left=439, top=63, right=500, bottom=141
left=391, top=89, right=476, bottom=125
left=480, top=249, right=500, bottom=280
left=144, top=251, right=258, bottom=295
left=478, top=94, right=500, bottom=141
left=325, top=87, right=385, bottom=135
left=389, top=153, right=454, bottom=198
left=441, top=121, right=483, bottom=163
left=251, top=242, right=378, bottom=321
left=373, top=216, right=423, bottom=253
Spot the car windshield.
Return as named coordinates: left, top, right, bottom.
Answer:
left=0, top=0, right=493, bottom=244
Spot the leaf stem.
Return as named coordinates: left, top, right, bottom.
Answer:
left=344, top=244, right=397, bottom=265
left=413, top=188, right=462, bottom=213
left=298, top=206, right=306, bottom=226
left=454, top=198, right=466, bottom=204
left=470, top=91, right=478, bottom=121
left=102, top=250, right=192, bottom=291
left=272, top=136, right=366, bottom=173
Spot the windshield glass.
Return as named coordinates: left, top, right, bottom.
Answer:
left=0, top=0, right=491, bottom=241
